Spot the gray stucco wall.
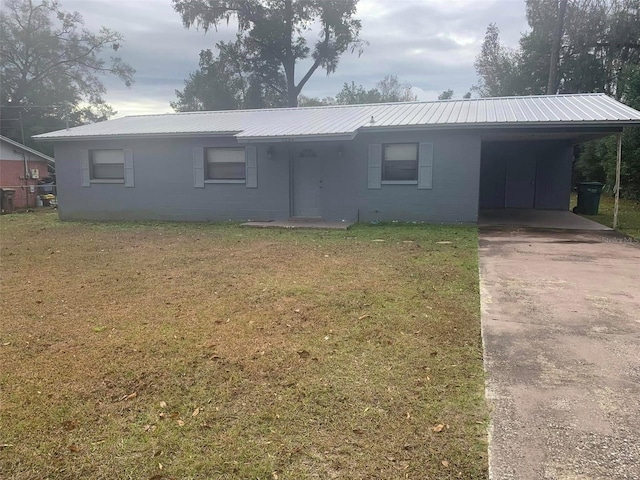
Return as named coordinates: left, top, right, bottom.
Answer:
left=479, top=140, right=573, bottom=210
left=335, top=130, right=481, bottom=223
left=54, top=136, right=290, bottom=221
left=53, top=129, right=482, bottom=223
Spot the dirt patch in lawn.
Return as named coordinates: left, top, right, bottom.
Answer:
left=0, top=211, right=487, bottom=479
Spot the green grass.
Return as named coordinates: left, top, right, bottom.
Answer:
left=0, top=211, right=488, bottom=479
left=571, top=193, right=640, bottom=238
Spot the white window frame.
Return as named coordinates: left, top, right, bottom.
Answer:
left=90, top=149, right=125, bottom=184
left=381, top=143, right=419, bottom=184
left=204, top=147, right=246, bottom=184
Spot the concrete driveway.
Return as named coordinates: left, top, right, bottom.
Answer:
left=479, top=228, right=640, bottom=479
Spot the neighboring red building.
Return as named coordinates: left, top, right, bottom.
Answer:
left=1, top=135, right=55, bottom=210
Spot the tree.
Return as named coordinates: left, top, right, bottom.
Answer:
left=172, top=0, right=364, bottom=107
left=171, top=39, right=287, bottom=111
left=0, top=0, right=135, bottom=150
left=376, top=75, right=417, bottom=102
left=438, top=89, right=454, bottom=100
left=473, top=0, right=640, bottom=198
left=547, top=0, right=568, bottom=94
left=335, top=81, right=382, bottom=105
left=335, top=75, right=417, bottom=105
left=575, top=65, right=640, bottom=198
left=472, top=23, right=522, bottom=97
left=476, top=1, right=640, bottom=99
left=297, top=95, right=335, bottom=106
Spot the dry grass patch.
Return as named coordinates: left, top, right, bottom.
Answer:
left=1, top=211, right=487, bottom=479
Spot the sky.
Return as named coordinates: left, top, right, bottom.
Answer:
left=62, top=0, right=531, bottom=117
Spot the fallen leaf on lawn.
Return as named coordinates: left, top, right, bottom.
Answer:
left=0, top=444, right=15, bottom=449
left=294, top=309, right=301, bottom=313
left=441, top=460, right=449, bottom=467
left=122, top=392, right=137, bottom=401
left=159, top=401, right=167, bottom=409
left=358, top=314, right=370, bottom=320
left=68, top=444, right=80, bottom=453
left=176, top=419, right=185, bottom=427
left=432, top=423, right=445, bottom=432
left=93, top=326, right=106, bottom=332
left=297, top=350, right=310, bottom=359
left=62, top=420, right=77, bottom=431
left=192, top=408, right=200, bottom=417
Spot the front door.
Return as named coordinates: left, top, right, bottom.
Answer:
left=292, top=153, right=322, bottom=218
left=505, top=158, right=536, bottom=208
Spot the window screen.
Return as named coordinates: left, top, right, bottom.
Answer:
left=382, top=144, right=418, bottom=181
left=91, top=150, right=124, bottom=179
left=206, top=148, right=246, bottom=180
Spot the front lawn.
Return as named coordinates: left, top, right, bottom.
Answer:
left=0, top=212, right=487, bottom=479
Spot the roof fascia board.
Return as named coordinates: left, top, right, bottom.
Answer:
left=32, top=132, right=242, bottom=142
left=235, top=132, right=358, bottom=143
left=360, top=122, right=635, bottom=134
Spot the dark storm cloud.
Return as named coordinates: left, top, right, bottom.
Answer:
left=59, top=0, right=530, bottom=115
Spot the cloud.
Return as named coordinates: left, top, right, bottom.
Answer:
left=59, top=0, right=530, bottom=116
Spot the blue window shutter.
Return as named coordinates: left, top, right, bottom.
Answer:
left=193, top=147, right=205, bottom=188
left=81, top=150, right=90, bottom=187
left=124, top=149, right=134, bottom=187
left=368, top=143, right=382, bottom=189
left=418, top=142, right=433, bottom=190
left=246, top=146, right=257, bottom=188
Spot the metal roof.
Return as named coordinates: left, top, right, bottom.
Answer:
left=1, top=135, right=55, bottom=163
left=33, top=94, right=640, bottom=142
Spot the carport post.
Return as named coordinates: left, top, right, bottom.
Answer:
left=613, top=133, right=622, bottom=229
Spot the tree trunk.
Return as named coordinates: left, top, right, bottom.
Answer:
left=283, top=0, right=298, bottom=107
left=547, top=0, right=568, bottom=95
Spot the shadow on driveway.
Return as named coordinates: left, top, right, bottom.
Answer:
left=479, top=228, right=640, bottom=479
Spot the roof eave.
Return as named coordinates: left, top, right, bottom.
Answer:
left=359, top=120, right=638, bottom=134
left=32, top=131, right=242, bottom=142
left=1, top=135, right=55, bottom=163
left=235, top=132, right=358, bottom=143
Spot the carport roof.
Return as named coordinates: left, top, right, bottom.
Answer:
left=33, top=93, right=640, bottom=143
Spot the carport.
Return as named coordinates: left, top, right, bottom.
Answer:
left=478, top=126, right=622, bottom=222
left=474, top=93, right=640, bottom=229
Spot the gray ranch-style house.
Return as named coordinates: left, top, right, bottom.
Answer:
left=34, top=94, right=640, bottom=224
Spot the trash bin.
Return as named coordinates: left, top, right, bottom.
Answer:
left=574, top=182, right=604, bottom=215
left=1, top=188, right=16, bottom=214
